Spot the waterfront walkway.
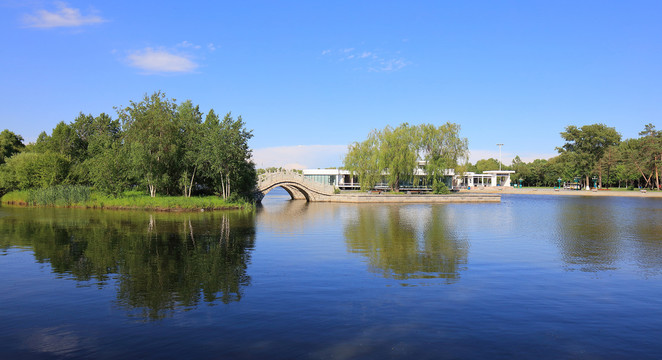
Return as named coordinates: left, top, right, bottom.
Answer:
left=460, top=187, right=662, bottom=198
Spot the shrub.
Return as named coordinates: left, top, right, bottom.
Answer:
left=432, top=181, right=450, bottom=194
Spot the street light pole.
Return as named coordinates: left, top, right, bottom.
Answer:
left=496, top=143, right=503, bottom=171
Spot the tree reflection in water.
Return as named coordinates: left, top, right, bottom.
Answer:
left=344, top=205, right=468, bottom=284
left=0, top=208, right=256, bottom=320
left=553, top=197, right=622, bottom=272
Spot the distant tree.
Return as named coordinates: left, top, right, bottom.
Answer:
left=637, top=123, right=661, bottom=190
left=557, top=124, right=621, bottom=188
left=0, top=129, right=25, bottom=164
left=510, top=156, right=529, bottom=183
left=595, top=145, right=619, bottom=188
left=474, top=158, right=501, bottom=174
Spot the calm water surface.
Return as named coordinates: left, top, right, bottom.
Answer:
left=1, top=189, right=662, bottom=359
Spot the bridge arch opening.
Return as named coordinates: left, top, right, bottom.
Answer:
left=259, top=184, right=311, bottom=202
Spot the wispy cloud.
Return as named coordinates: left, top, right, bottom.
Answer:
left=126, top=48, right=198, bottom=74
left=252, top=145, right=347, bottom=169
left=22, top=2, right=106, bottom=28
left=321, top=47, right=409, bottom=72
left=177, top=40, right=201, bottom=49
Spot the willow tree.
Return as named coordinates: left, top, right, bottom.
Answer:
left=344, top=132, right=381, bottom=191
left=343, top=122, right=468, bottom=192
left=419, top=122, right=468, bottom=190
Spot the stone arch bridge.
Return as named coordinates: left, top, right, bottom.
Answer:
left=255, top=171, right=336, bottom=203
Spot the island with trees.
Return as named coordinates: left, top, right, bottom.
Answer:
left=0, top=92, right=257, bottom=210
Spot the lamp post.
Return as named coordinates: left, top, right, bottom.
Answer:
left=497, top=143, right=503, bottom=171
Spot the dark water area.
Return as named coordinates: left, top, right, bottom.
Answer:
left=1, top=188, right=662, bottom=359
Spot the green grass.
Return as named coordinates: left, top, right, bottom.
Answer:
left=1, top=188, right=252, bottom=211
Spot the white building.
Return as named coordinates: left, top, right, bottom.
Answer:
left=455, top=170, right=515, bottom=188
left=303, top=167, right=515, bottom=190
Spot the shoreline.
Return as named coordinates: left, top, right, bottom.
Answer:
left=457, top=187, right=662, bottom=198
left=325, top=193, right=500, bottom=203
left=0, top=201, right=250, bottom=212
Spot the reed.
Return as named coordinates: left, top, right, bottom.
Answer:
left=2, top=188, right=252, bottom=211
left=27, top=185, right=91, bottom=206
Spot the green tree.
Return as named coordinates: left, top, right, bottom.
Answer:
left=0, top=151, right=70, bottom=190
left=557, top=124, right=621, bottom=188
left=199, top=110, right=255, bottom=200
left=0, top=129, right=25, bottom=164
left=637, top=123, right=661, bottom=189
left=378, top=124, right=418, bottom=192
left=176, top=100, right=204, bottom=197
left=119, top=91, right=179, bottom=197
left=344, top=132, right=381, bottom=191
left=474, top=158, right=501, bottom=174
left=343, top=122, right=467, bottom=191
left=510, top=156, right=529, bottom=184
left=419, top=122, right=468, bottom=190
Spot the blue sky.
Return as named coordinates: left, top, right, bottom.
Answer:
left=1, top=1, right=660, bottom=169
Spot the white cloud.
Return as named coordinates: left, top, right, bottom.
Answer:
left=126, top=48, right=198, bottom=74
left=207, top=43, right=217, bottom=52
left=23, top=2, right=106, bottom=28
left=252, top=145, right=347, bottom=170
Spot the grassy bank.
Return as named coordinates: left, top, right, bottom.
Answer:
left=1, top=187, right=252, bottom=211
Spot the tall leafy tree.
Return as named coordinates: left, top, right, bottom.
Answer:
left=378, top=124, right=418, bottom=192
left=557, top=124, right=621, bottom=188
left=176, top=100, right=203, bottom=197
left=419, top=122, right=468, bottom=190
left=637, top=123, right=661, bottom=189
left=0, top=129, right=25, bottom=164
left=344, top=132, right=381, bottom=191
left=199, top=110, right=255, bottom=199
left=119, top=92, right=179, bottom=197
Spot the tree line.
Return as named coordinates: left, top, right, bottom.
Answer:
left=0, top=91, right=257, bottom=200
left=343, top=122, right=468, bottom=192
left=469, top=123, right=661, bottom=190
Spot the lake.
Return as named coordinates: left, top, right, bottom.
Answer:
left=1, top=188, right=662, bottom=359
